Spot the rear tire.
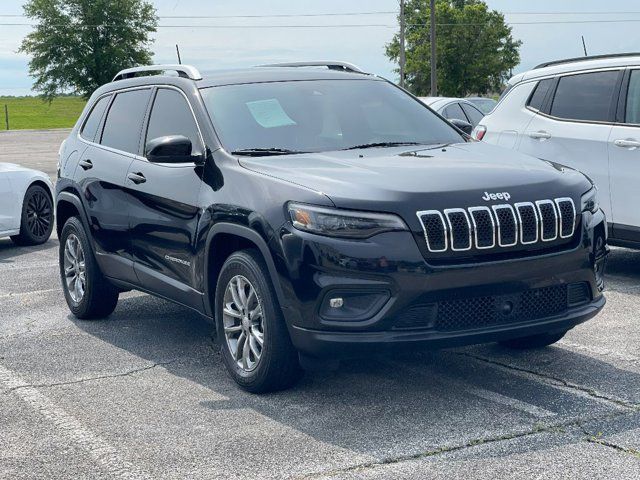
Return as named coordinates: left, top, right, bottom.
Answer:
left=59, top=216, right=119, bottom=319
left=215, top=249, right=302, bottom=393
left=11, top=184, right=54, bottom=246
left=499, top=330, right=567, bottom=349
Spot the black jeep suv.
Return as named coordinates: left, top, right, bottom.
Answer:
left=56, top=62, right=607, bottom=392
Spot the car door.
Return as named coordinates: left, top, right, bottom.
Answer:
left=127, top=87, right=205, bottom=307
left=74, top=88, right=152, bottom=283
left=608, top=68, right=640, bottom=240
left=520, top=70, right=621, bottom=219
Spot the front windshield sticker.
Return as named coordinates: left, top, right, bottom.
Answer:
left=246, top=98, right=297, bottom=129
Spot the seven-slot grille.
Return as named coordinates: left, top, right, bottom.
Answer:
left=417, top=198, right=576, bottom=253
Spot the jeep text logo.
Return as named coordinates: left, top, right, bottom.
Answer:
left=165, top=254, right=191, bottom=266
left=482, top=191, right=511, bottom=202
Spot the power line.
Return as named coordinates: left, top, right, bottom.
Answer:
left=0, top=12, right=397, bottom=19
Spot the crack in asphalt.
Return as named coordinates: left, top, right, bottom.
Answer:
left=578, top=423, right=640, bottom=459
left=455, top=352, right=639, bottom=410
left=300, top=410, right=636, bottom=479
left=2, top=360, right=177, bottom=394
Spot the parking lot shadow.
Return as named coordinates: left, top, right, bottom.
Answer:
left=0, top=237, right=58, bottom=264
left=70, top=290, right=640, bottom=459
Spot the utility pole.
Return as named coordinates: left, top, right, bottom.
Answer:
left=430, top=0, right=437, bottom=96
left=399, top=0, right=406, bottom=88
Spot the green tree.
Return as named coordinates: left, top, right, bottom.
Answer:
left=386, top=0, right=521, bottom=96
left=20, top=0, right=158, bottom=101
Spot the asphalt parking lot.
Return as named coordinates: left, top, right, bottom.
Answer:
left=1, top=130, right=640, bottom=479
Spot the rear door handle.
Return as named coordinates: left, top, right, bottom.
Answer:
left=614, top=139, right=640, bottom=150
left=528, top=131, right=552, bottom=140
left=79, top=159, right=93, bottom=170
left=127, top=172, right=146, bottom=184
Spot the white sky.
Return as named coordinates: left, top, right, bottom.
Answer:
left=1, top=0, right=640, bottom=95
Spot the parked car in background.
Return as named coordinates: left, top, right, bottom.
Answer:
left=419, top=97, right=485, bottom=133
left=466, top=96, right=498, bottom=114
left=0, top=163, right=54, bottom=245
left=474, top=53, right=640, bottom=249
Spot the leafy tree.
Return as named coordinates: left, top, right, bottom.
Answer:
left=20, top=0, right=158, bottom=100
left=386, top=0, right=521, bottom=96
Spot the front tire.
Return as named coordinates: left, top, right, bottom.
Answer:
left=499, top=330, right=567, bottom=349
left=59, top=216, right=119, bottom=319
left=215, top=250, right=302, bottom=393
left=11, top=184, right=54, bottom=246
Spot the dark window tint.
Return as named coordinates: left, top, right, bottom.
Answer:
left=100, top=89, right=151, bottom=154
left=461, top=103, right=484, bottom=125
left=625, top=70, right=640, bottom=124
left=550, top=71, right=619, bottom=122
left=443, top=102, right=467, bottom=122
left=145, top=89, right=201, bottom=155
left=80, top=95, right=110, bottom=141
left=527, top=79, right=553, bottom=111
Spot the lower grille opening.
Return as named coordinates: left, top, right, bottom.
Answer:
left=391, top=282, right=591, bottom=332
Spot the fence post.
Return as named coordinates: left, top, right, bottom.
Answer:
left=4, top=104, right=8, bottom=130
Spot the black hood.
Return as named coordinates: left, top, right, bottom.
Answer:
left=239, top=142, right=591, bottom=228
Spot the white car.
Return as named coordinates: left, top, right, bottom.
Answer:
left=0, top=163, right=55, bottom=245
left=419, top=97, right=486, bottom=131
left=475, top=53, right=640, bottom=249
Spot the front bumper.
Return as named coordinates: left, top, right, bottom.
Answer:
left=290, top=296, right=604, bottom=357
left=274, top=209, right=607, bottom=357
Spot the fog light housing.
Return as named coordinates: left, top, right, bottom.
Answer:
left=319, top=290, right=390, bottom=322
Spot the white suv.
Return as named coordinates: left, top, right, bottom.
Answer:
left=475, top=53, right=640, bottom=249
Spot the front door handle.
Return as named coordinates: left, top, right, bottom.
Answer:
left=528, top=131, right=552, bottom=140
left=127, top=172, right=146, bottom=184
left=614, top=138, right=640, bottom=150
left=79, top=159, right=93, bottom=170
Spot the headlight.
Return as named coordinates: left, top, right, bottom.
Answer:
left=287, top=203, right=408, bottom=238
left=581, top=186, right=599, bottom=213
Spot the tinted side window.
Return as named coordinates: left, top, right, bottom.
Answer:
left=80, top=95, right=110, bottom=141
left=625, top=70, right=640, bottom=124
left=527, top=78, right=553, bottom=111
left=443, top=103, right=467, bottom=122
left=550, top=71, right=619, bottom=122
left=145, top=89, right=201, bottom=154
left=100, top=89, right=151, bottom=154
left=461, top=103, right=484, bottom=125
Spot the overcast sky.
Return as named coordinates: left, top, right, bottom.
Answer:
left=1, top=0, right=640, bottom=96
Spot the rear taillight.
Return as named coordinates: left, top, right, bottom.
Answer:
left=473, top=125, right=487, bottom=141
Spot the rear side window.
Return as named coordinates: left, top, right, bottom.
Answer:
left=550, top=71, right=619, bottom=122
left=526, top=78, right=553, bottom=111
left=100, top=89, right=151, bottom=154
left=461, top=103, right=484, bottom=125
left=625, top=70, right=640, bottom=124
left=443, top=103, right=467, bottom=122
left=80, top=95, right=110, bottom=141
left=145, top=88, right=202, bottom=155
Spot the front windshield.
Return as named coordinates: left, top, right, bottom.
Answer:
left=200, top=79, right=463, bottom=154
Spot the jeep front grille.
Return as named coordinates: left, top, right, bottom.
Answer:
left=417, top=198, right=576, bottom=254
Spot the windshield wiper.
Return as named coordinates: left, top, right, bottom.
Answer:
left=342, top=141, right=425, bottom=151
left=231, top=148, right=308, bottom=157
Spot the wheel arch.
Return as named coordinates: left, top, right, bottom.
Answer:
left=204, top=223, right=287, bottom=318
left=55, top=191, right=93, bottom=250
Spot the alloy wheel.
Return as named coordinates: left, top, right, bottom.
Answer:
left=26, top=190, right=52, bottom=239
left=63, top=234, right=86, bottom=303
left=222, top=275, right=265, bottom=372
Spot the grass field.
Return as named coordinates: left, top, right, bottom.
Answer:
left=0, top=96, right=86, bottom=130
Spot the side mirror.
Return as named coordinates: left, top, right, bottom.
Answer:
left=449, top=118, right=473, bottom=135
left=145, top=135, right=204, bottom=164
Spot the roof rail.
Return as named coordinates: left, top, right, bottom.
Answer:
left=534, top=52, right=640, bottom=70
left=112, top=64, right=202, bottom=82
left=258, top=61, right=366, bottom=74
